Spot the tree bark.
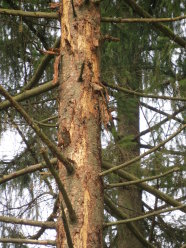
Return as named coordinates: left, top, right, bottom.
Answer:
left=57, top=1, right=103, bottom=247
left=116, top=102, right=144, bottom=248
left=116, top=53, right=144, bottom=247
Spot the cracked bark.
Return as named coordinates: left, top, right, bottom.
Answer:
left=57, top=1, right=103, bottom=247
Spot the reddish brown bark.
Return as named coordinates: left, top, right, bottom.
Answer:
left=57, top=1, right=103, bottom=247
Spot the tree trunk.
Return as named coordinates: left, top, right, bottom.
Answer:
left=116, top=66, right=144, bottom=247
left=56, top=1, right=103, bottom=247
left=117, top=104, right=143, bottom=248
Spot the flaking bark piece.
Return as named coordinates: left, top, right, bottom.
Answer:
left=53, top=55, right=61, bottom=85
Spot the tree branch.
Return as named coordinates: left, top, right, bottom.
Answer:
left=105, top=167, right=180, bottom=188
left=0, top=84, right=74, bottom=174
left=30, top=197, right=58, bottom=240
left=41, top=148, right=76, bottom=222
left=134, top=106, right=185, bottom=141
left=101, top=15, right=186, bottom=23
left=1, top=7, right=185, bottom=26
left=0, top=238, right=56, bottom=246
left=0, top=161, right=47, bottom=185
left=104, top=204, right=186, bottom=227
left=0, top=81, right=58, bottom=111
left=0, top=216, right=55, bottom=229
left=124, top=0, right=186, bottom=48
left=0, top=8, right=58, bottom=19
left=60, top=202, right=74, bottom=248
left=140, top=101, right=184, bottom=124
left=22, top=36, right=60, bottom=91
left=103, top=81, right=186, bottom=101
left=100, top=124, right=186, bottom=176
left=102, top=161, right=186, bottom=213
left=104, top=195, right=155, bottom=248
left=139, top=144, right=185, bottom=156
left=0, top=157, right=57, bottom=185
left=7, top=0, right=50, bottom=50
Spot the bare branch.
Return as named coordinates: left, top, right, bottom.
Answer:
left=0, top=158, right=57, bottom=185
left=0, top=216, right=56, bottom=228
left=0, top=81, right=58, bottom=111
left=102, top=161, right=186, bottom=213
left=103, top=81, right=186, bottom=101
left=104, top=204, right=186, bottom=227
left=0, top=238, right=56, bottom=246
left=1, top=7, right=185, bottom=26
left=0, top=8, right=58, bottom=19
left=0, top=84, right=74, bottom=174
left=139, top=144, right=185, bottom=156
left=105, top=167, right=180, bottom=188
left=101, top=15, right=186, bottom=23
left=124, top=0, right=186, bottom=48
left=134, top=106, right=185, bottom=141
left=31, top=197, right=58, bottom=240
left=100, top=124, right=186, bottom=176
left=101, top=35, right=120, bottom=42
left=23, top=36, right=60, bottom=91
left=140, top=101, right=184, bottom=124
left=104, top=195, right=155, bottom=248
left=41, top=148, right=76, bottom=222
left=7, top=0, right=49, bottom=50
left=60, top=202, right=74, bottom=248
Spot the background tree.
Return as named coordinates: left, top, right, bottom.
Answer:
left=0, top=0, right=185, bottom=247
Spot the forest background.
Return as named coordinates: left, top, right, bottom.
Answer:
left=0, top=0, right=185, bottom=247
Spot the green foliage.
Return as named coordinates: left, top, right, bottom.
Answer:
left=117, top=134, right=136, bottom=149
left=0, top=0, right=185, bottom=247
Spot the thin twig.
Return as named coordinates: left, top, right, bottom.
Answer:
left=105, top=167, right=180, bottom=188
left=101, top=15, right=186, bottom=23
left=103, top=81, right=186, bottom=101
left=102, top=161, right=186, bottom=213
left=60, top=202, right=74, bottom=248
left=124, top=0, right=186, bottom=48
left=0, top=84, right=74, bottom=174
left=100, top=124, right=186, bottom=176
left=0, top=238, right=56, bottom=246
left=0, top=216, right=55, bottom=228
left=104, top=204, right=186, bottom=226
left=104, top=195, right=155, bottom=248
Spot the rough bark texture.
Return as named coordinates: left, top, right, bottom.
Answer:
left=117, top=109, right=144, bottom=248
left=57, top=1, right=103, bottom=247
left=117, top=116, right=144, bottom=248
left=116, top=71, right=144, bottom=247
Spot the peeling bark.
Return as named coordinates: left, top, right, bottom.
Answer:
left=57, top=1, right=103, bottom=247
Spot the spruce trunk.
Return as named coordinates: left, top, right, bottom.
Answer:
left=57, top=1, right=103, bottom=247
left=117, top=66, right=143, bottom=247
